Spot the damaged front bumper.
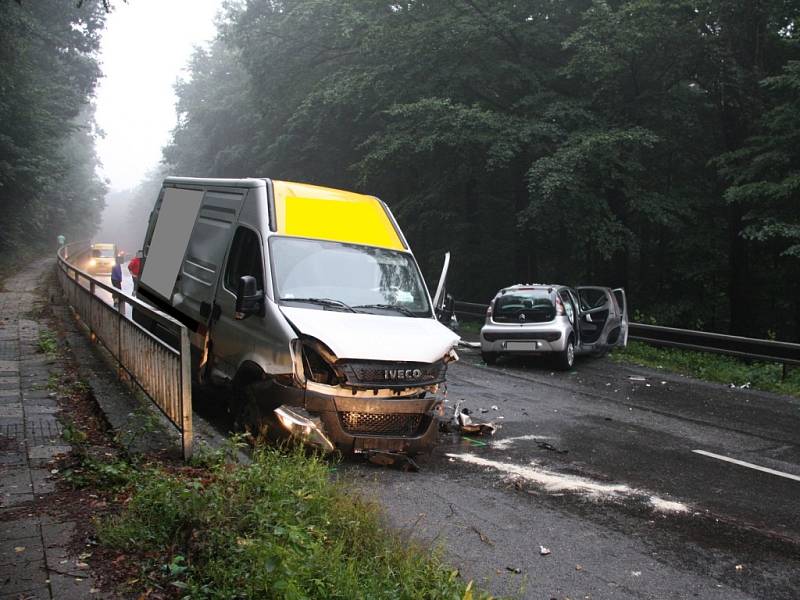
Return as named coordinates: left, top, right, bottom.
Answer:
left=267, top=378, right=445, bottom=454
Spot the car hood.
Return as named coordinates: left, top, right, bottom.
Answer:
left=280, top=306, right=460, bottom=363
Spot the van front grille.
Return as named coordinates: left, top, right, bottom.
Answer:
left=339, top=412, right=423, bottom=436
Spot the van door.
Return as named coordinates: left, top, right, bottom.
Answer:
left=175, top=190, right=245, bottom=325
left=140, top=187, right=204, bottom=300
left=612, top=288, right=629, bottom=347
left=432, top=252, right=450, bottom=320
left=210, top=226, right=265, bottom=379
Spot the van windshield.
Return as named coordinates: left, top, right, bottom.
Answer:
left=270, top=237, right=431, bottom=317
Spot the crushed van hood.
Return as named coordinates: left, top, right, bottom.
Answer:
left=280, top=306, right=460, bottom=363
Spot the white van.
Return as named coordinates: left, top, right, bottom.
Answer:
left=134, top=177, right=458, bottom=454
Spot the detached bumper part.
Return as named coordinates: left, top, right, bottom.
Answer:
left=273, top=406, right=335, bottom=453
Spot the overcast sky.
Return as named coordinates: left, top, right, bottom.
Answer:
left=95, top=0, right=223, bottom=192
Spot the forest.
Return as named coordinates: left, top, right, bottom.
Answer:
left=2, top=0, right=800, bottom=341
left=163, top=0, right=800, bottom=340
left=0, top=0, right=108, bottom=252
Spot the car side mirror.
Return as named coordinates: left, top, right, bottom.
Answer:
left=235, top=275, right=263, bottom=320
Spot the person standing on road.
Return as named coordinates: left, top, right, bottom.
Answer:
left=127, top=251, right=142, bottom=293
left=111, top=256, right=123, bottom=290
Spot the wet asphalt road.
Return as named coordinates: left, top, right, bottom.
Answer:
left=89, top=272, right=799, bottom=598
left=338, top=349, right=800, bottom=600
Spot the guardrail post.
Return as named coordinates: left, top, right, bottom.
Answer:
left=117, top=299, right=122, bottom=380
left=89, top=280, right=96, bottom=342
left=180, top=327, right=193, bottom=460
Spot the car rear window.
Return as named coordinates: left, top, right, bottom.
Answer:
left=493, top=289, right=555, bottom=323
left=92, top=248, right=114, bottom=258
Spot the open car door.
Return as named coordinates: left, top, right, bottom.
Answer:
left=432, top=252, right=451, bottom=322
left=612, top=288, right=629, bottom=348
left=576, top=287, right=626, bottom=352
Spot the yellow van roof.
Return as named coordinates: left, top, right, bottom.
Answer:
left=272, top=180, right=405, bottom=250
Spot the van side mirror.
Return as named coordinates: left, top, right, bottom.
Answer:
left=235, top=275, right=263, bottom=320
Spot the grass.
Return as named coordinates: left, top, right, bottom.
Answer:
left=37, top=329, right=59, bottom=356
left=457, top=320, right=482, bottom=335
left=611, top=340, right=800, bottom=398
left=96, top=446, right=495, bottom=599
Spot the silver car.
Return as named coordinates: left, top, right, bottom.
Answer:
left=480, top=284, right=628, bottom=370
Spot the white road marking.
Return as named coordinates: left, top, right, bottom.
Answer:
left=490, top=434, right=555, bottom=450
left=446, top=452, right=690, bottom=513
left=692, top=450, right=800, bottom=483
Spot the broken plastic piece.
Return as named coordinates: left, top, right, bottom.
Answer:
left=460, top=422, right=497, bottom=436
left=539, top=546, right=551, bottom=556
left=274, top=407, right=334, bottom=453
left=505, top=566, right=521, bottom=574
left=537, top=441, right=568, bottom=454
left=364, top=450, right=419, bottom=472
left=628, top=375, right=646, bottom=381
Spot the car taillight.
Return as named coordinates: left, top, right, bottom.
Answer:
left=555, top=296, right=564, bottom=316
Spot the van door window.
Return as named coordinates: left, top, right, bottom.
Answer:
left=225, top=228, right=264, bottom=292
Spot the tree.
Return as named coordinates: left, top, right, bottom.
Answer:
left=0, top=0, right=107, bottom=253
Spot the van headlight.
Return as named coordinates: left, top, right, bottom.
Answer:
left=289, top=338, right=341, bottom=387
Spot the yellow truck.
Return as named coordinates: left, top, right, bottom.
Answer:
left=87, top=242, right=117, bottom=275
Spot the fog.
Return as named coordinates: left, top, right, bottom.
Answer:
left=93, top=0, right=221, bottom=253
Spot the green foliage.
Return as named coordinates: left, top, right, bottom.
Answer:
left=161, top=0, right=800, bottom=340
left=0, top=1, right=107, bottom=254
left=99, top=448, right=493, bottom=599
left=612, top=341, right=800, bottom=398
left=36, top=330, right=58, bottom=356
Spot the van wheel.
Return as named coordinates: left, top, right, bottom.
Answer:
left=482, top=352, right=499, bottom=365
left=233, top=382, right=281, bottom=444
left=553, top=337, right=575, bottom=371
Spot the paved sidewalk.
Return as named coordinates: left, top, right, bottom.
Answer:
left=0, top=258, right=101, bottom=600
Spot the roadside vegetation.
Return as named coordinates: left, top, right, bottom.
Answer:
left=62, top=441, right=494, bottom=599
left=612, top=341, right=800, bottom=399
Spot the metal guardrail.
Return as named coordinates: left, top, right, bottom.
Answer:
left=628, top=323, right=800, bottom=366
left=454, top=300, right=800, bottom=369
left=56, top=241, right=193, bottom=459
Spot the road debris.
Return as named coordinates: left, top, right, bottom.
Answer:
left=470, top=525, right=495, bottom=546
left=628, top=375, right=646, bottom=382
left=443, top=401, right=499, bottom=436
left=539, top=545, right=551, bottom=556
left=506, top=566, right=522, bottom=574
left=364, top=450, right=419, bottom=472
left=537, top=441, right=568, bottom=454
left=735, top=564, right=744, bottom=572
left=729, top=382, right=751, bottom=389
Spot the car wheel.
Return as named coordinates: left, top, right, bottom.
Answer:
left=481, top=351, right=499, bottom=365
left=553, top=337, right=575, bottom=371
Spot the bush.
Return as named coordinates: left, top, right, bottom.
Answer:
left=612, top=341, right=800, bottom=398
left=99, top=448, right=492, bottom=599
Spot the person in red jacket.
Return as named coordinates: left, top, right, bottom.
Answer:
left=128, top=251, right=142, bottom=290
